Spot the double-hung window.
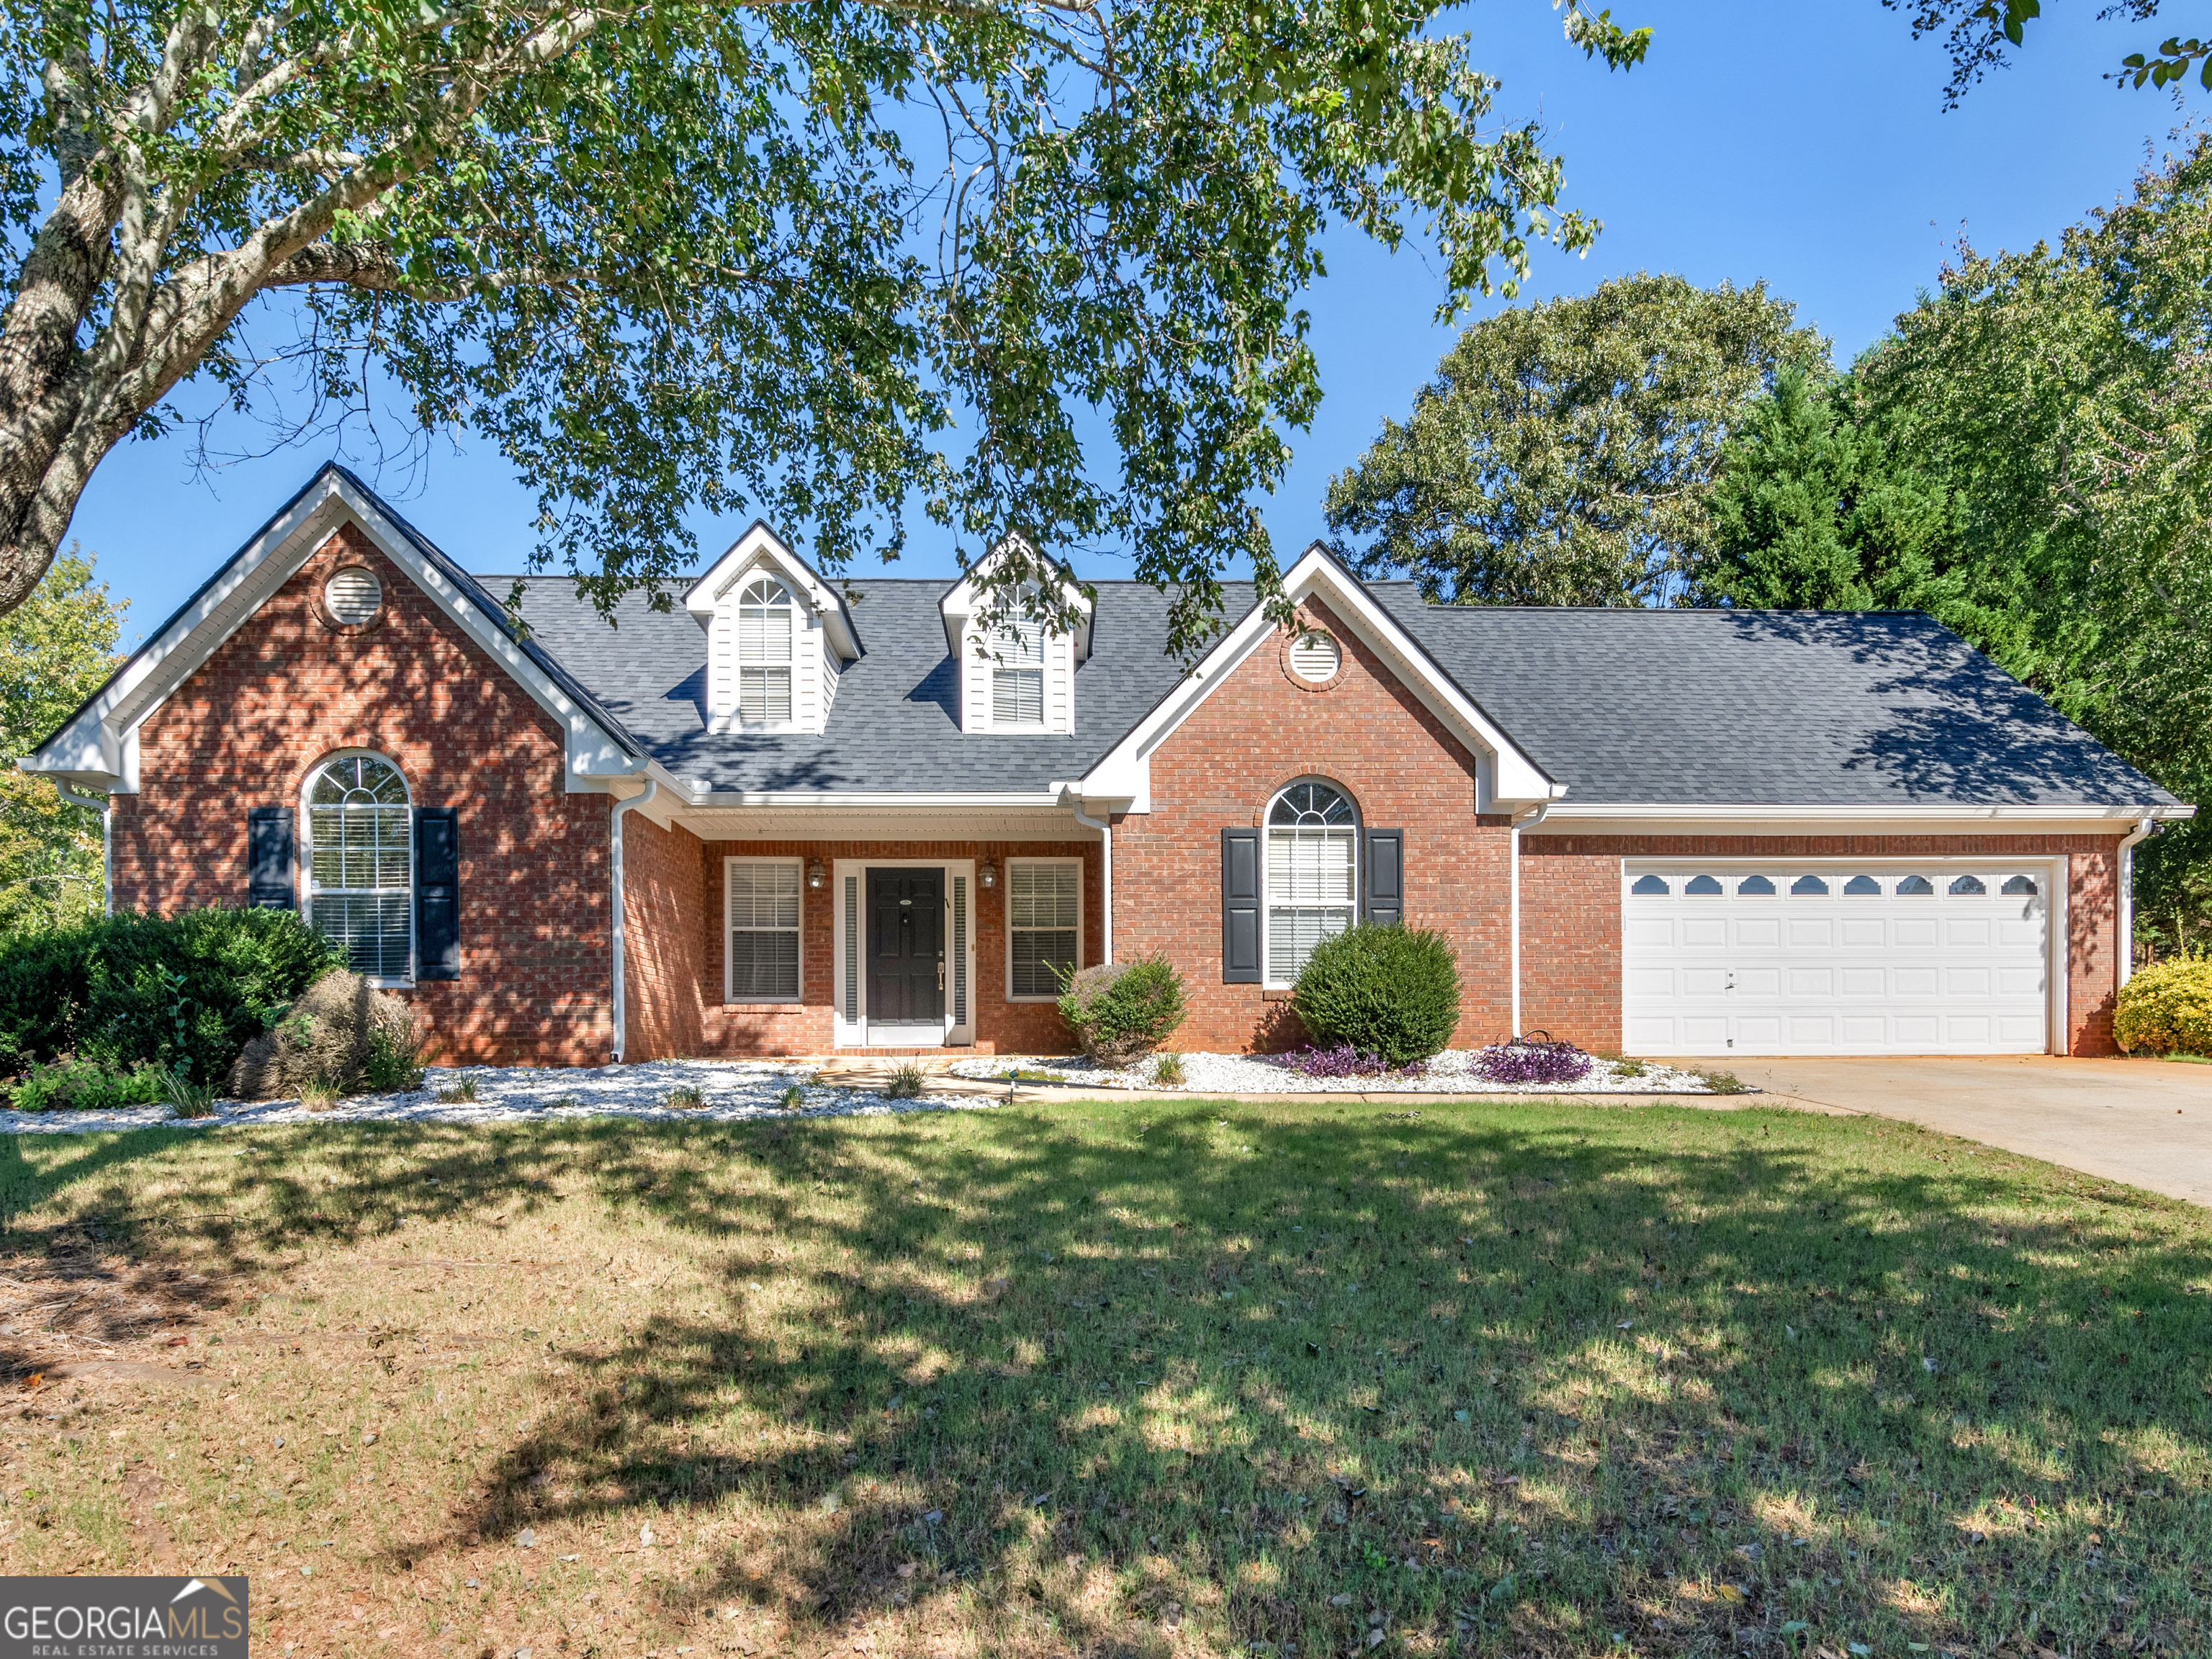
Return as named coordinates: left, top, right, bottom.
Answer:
left=737, top=577, right=794, bottom=725
left=726, top=858, right=803, bottom=1001
left=306, top=754, right=413, bottom=981
left=1007, top=860, right=1081, bottom=998
left=991, top=583, right=1046, bottom=726
left=1265, top=780, right=1357, bottom=984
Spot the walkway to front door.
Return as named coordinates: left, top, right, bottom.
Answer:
left=868, top=867, right=945, bottom=1035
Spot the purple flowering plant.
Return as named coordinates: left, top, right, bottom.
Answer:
left=1473, top=1036, right=1591, bottom=1085
left=1281, top=1043, right=1426, bottom=1079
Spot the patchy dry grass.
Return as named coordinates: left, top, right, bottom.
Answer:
left=0, top=1099, right=2204, bottom=1659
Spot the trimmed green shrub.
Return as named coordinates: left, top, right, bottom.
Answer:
left=9, top=1057, right=168, bottom=1113
left=0, top=907, right=342, bottom=1086
left=2115, top=956, right=2212, bottom=1055
left=1057, top=955, right=1187, bottom=1066
left=1290, top=923, right=1462, bottom=1068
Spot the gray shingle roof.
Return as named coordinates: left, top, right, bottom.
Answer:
left=507, top=572, right=2175, bottom=808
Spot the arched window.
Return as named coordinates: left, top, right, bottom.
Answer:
left=1266, top=781, right=1357, bottom=984
left=992, top=583, right=1046, bottom=726
left=305, top=754, right=412, bottom=980
left=737, top=576, right=795, bottom=725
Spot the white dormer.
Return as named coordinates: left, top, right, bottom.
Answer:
left=939, top=537, right=1092, bottom=735
left=684, top=525, right=863, bottom=735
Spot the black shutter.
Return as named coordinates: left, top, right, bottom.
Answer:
left=414, top=807, right=461, bottom=981
left=246, top=807, right=295, bottom=909
left=1363, top=829, right=1405, bottom=927
left=1222, top=827, right=1262, bottom=984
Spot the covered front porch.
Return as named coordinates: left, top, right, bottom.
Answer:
left=615, top=793, right=1107, bottom=1061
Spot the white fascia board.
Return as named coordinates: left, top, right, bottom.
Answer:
left=1534, top=801, right=2195, bottom=832
left=683, top=523, right=861, bottom=662
left=1075, top=545, right=1560, bottom=812
left=940, top=535, right=1094, bottom=660
left=22, top=471, right=642, bottom=793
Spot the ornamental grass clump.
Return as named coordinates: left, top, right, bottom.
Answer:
left=1289, top=924, right=1460, bottom=1069
left=1056, top=954, right=1187, bottom=1066
left=1473, top=1036, right=1592, bottom=1085
left=2114, top=956, right=2212, bottom=1055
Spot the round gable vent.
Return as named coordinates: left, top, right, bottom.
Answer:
left=1288, top=629, right=1340, bottom=682
left=323, top=567, right=384, bottom=626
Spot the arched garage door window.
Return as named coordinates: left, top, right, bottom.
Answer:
left=1266, top=780, right=1358, bottom=984
left=304, top=754, right=413, bottom=981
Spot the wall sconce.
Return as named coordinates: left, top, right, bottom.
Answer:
left=806, top=859, right=827, bottom=890
left=979, top=860, right=997, bottom=889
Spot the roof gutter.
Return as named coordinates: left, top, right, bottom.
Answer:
left=608, top=780, right=660, bottom=1063
left=1068, top=799, right=1112, bottom=964
left=2118, top=813, right=2157, bottom=989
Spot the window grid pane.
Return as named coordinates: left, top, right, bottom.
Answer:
left=1267, top=827, right=1355, bottom=904
left=306, top=755, right=410, bottom=981
left=993, top=666, right=1043, bottom=724
left=1267, top=906, right=1352, bottom=983
left=739, top=665, right=792, bottom=724
left=1010, top=863, right=1080, bottom=996
left=314, top=892, right=412, bottom=981
left=728, top=861, right=801, bottom=999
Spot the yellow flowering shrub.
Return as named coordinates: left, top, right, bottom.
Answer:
left=2113, top=956, right=2212, bottom=1055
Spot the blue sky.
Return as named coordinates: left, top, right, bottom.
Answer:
left=70, top=0, right=2198, bottom=645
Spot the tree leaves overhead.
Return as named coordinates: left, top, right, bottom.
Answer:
left=1699, top=137, right=2212, bottom=952
left=0, top=0, right=1650, bottom=656
left=1887, top=0, right=2207, bottom=105
left=1322, top=273, right=1825, bottom=607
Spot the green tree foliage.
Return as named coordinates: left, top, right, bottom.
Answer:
left=1323, top=274, right=1826, bottom=606
left=1892, top=0, right=2212, bottom=105
left=0, top=0, right=1651, bottom=655
left=0, top=548, right=122, bottom=935
left=1700, top=138, right=2212, bottom=954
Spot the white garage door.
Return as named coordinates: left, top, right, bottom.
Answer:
left=1622, top=863, right=2054, bottom=1056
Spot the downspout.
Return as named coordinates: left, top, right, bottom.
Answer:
left=1509, top=802, right=1551, bottom=1038
left=2117, top=812, right=2157, bottom=989
left=1069, top=801, right=1113, bottom=964
left=608, top=779, right=660, bottom=1064
left=55, top=786, right=111, bottom=918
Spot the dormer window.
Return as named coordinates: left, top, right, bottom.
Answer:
left=992, top=590, right=1047, bottom=726
left=737, top=576, right=796, bottom=726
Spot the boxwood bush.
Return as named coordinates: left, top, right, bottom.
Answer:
left=0, top=907, right=341, bottom=1089
left=1057, top=954, right=1187, bottom=1066
left=1290, top=923, right=1461, bottom=1068
left=2114, top=956, right=2212, bottom=1056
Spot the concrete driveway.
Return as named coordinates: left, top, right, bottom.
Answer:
left=1678, top=1054, right=2212, bottom=1208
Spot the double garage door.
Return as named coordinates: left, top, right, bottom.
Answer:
left=1622, top=862, right=2056, bottom=1056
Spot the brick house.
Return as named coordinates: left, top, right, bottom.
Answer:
left=22, top=464, right=2190, bottom=1064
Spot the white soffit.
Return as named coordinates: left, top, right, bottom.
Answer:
left=20, top=469, right=640, bottom=792
left=1078, top=544, right=1559, bottom=810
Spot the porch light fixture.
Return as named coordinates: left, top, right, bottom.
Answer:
left=979, top=859, right=998, bottom=889
left=806, top=859, right=827, bottom=889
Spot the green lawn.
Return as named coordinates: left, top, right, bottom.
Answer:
left=0, top=1097, right=2206, bottom=1659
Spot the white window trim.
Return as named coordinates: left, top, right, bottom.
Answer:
left=300, top=747, right=415, bottom=989
left=723, top=855, right=805, bottom=1004
left=1004, top=856, right=1083, bottom=1002
left=732, top=573, right=799, bottom=732
left=1262, top=779, right=1360, bottom=989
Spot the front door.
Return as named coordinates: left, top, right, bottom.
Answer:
left=868, top=868, right=945, bottom=1025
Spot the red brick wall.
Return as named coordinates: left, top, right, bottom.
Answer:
left=1113, top=602, right=1513, bottom=1052
left=616, top=836, right=1103, bottom=1058
left=621, top=810, right=706, bottom=1061
left=1519, top=832, right=2126, bottom=1056
left=112, top=523, right=615, bottom=1065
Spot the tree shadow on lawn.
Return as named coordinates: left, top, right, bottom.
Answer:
left=15, top=1102, right=2212, bottom=1658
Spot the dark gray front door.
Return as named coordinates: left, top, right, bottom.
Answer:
left=868, top=868, right=944, bottom=1023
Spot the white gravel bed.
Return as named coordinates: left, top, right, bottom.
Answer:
left=949, top=1048, right=1739, bottom=1094
left=0, top=1060, right=987, bottom=1136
